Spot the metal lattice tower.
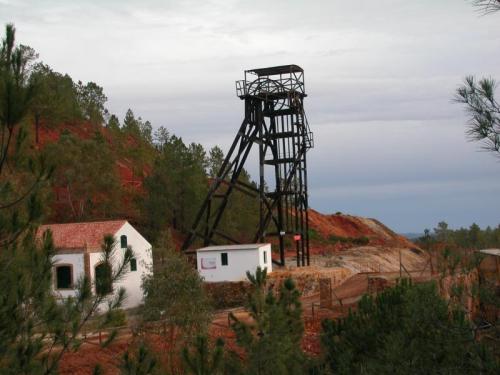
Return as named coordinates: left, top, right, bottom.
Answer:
left=182, top=65, right=314, bottom=266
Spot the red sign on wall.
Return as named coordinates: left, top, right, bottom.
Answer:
left=293, top=234, right=301, bottom=241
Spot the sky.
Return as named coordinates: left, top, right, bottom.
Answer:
left=1, top=0, right=500, bottom=233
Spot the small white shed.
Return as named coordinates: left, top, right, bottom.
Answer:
left=196, top=243, right=272, bottom=282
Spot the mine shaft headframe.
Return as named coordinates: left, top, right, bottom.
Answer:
left=182, top=64, right=313, bottom=267
left=235, top=64, right=306, bottom=99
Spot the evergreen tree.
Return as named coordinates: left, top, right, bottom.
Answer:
left=107, top=113, right=121, bottom=131
left=0, top=24, right=131, bottom=373
left=434, top=221, right=450, bottom=242
left=208, top=145, right=225, bottom=178
left=417, top=221, right=500, bottom=249
left=120, top=342, right=158, bottom=375
left=182, top=336, right=225, bottom=375
left=142, top=135, right=208, bottom=238
left=229, top=267, right=306, bottom=375
left=123, top=108, right=140, bottom=134
left=76, top=80, right=108, bottom=125
left=139, top=118, right=153, bottom=144
left=0, top=22, right=45, bottom=245
left=141, top=233, right=212, bottom=372
left=321, top=280, right=499, bottom=374
left=216, top=167, right=260, bottom=243
left=456, top=3, right=500, bottom=157
left=29, top=62, right=81, bottom=143
left=153, top=125, right=169, bottom=148
left=43, top=131, right=122, bottom=220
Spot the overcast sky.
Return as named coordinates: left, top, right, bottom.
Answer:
left=2, top=0, right=500, bottom=232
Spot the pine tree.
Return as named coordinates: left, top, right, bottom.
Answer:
left=456, top=3, right=500, bottom=156
left=142, top=135, right=208, bottom=237
left=208, top=145, right=224, bottom=178
left=76, top=80, right=107, bottom=125
left=29, top=62, right=81, bottom=143
left=107, top=114, right=121, bottom=131
left=321, top=280, right=499, bottom=374
left=0, top=23, right=132, bottom=374
left=229, top=267, right=306, bottom=375
left=182, top=336, right=225, bottom=375
left=141, top=233, right=212, bottom=372
left=120, top=342, right=157, bottom=375
left=123, top=108, right=140, bottom=134
left=43, top=131, right=122, bottom=220
left=0, top=23, right=45, bottom=245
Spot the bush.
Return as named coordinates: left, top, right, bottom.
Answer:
left=352, top=236, right=369, bottom=246
left=102, top=309, right=127, bottom=328
left=328, top=235, right=370, bottom=246
left=204, top=282, right=251, bottom=310
left=328, top=234, right=349, bottom=244
left=321, top=280, right=499, bottom=374
left=308, top=228, right=322, bottom=242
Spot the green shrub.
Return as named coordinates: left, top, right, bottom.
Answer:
left=204, top=282, right=251, bottom=310
left=321, top=280, right=499, bottom=374
left=328, top=235, right=370, bottom=246
left=352, top=236, right=370, bottom=246
left=102, top=309, right=127, bottom=328
left=328, top=235, right=349, bottom=244
left=308, top=228, right=322, bottom=242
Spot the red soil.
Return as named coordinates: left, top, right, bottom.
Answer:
left=34, top=121, right=150, bottom=222
left=308, top=208, right=415, bottom=250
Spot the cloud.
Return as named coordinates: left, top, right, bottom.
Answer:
left=1, top=0, right=500, bottom=231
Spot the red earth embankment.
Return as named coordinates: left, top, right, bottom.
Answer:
left=307, top=209, right=416, bottom=250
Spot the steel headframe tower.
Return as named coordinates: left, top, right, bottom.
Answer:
left=182, top=65, right=314, bottom=266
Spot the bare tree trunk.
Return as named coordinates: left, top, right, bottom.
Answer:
left=169, top=324, right=176, bottom=374
left=34, top=113, right=40, bottom=146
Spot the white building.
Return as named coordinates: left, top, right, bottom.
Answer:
left=38, top=220, right=152, bottom=309
left=196, top=243, right=272, bottom=282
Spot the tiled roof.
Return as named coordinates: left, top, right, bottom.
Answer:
left=38, top=220, right=127, bottom=251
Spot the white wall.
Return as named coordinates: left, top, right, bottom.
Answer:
left=52, top=253, right=85, bottom=299
left=89, top=222, right=152, bottom=310
left=197, top=244, right=272, bottom=282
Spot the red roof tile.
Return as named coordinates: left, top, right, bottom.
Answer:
left=38, top=220, right=127, bottom=251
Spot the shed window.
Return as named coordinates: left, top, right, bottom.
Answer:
left=55, top=265, right=73, bottom=289
left=120, top=235, right=127, bottom=249
left=95, top=262, right=112, bottom=295
left=263, top=251, right=267, bottom=264
left=221, top=252, right=228, bottom=266
left=130, top=258, right=137, bottom=271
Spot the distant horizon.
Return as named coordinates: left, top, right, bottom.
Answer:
left=2, top=0, right=500, bottom=233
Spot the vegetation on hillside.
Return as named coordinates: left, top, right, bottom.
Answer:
left=0, top=24, right=133, bottom=374
left=417, top=221, right=500, bottom=250
left=0, top=20, right=262, bottom=246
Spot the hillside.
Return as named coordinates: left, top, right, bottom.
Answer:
left=34, top=121, right=417, bottom=255
left=34, top=119, right=153, bottom=224
left=37, top=120, right=148, bottom=190
left=307, top=209, right=416, bottom=253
